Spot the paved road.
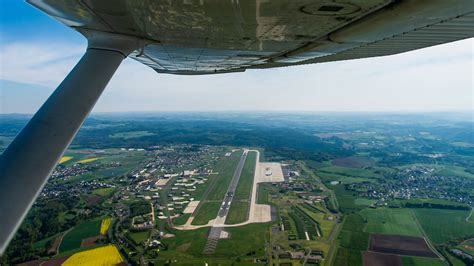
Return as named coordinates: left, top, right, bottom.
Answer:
left=216, top=150, right=248, bottom=221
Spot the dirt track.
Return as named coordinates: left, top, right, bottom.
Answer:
left=363, top=251, right=402, bottom=266
left=368, top=234, right=437, bottom=257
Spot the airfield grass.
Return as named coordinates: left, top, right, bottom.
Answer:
left=159, top=223, right=271, bottom=262
left=361, top=208, right=423, bottom=236
left=189, top=179, right=209, bottom=202
left=159, top=227, right=209, bottom=257
left=215, top=223, right=270, bottom=257
left=127, top=230, right=150, bottom=244
left=233, top=151, right=257, bottom=200
left=225, top=201, right=249, bottom=224
left=413, top=208, right=474, bottom=244
left=59, top=219, right=101, bottom=253
left=191, top=201, right=221, bottom=225
left=173, top=213, right=191, bottom=226
left=257, top=184, right=269, bottom=205
left=257, top=183, right=276, bottom=205
left=401, top=256, right=444, bottom=266
left=206, top=152, right=242, bottom=201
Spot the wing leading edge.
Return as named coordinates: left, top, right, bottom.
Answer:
left=27, top=0, right=474, bottom=75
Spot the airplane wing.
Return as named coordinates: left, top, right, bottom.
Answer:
left=1, top=0, right=473, bottom=255
left=27, top=0, right=474, bottom=74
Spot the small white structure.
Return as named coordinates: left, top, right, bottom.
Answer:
left=265, top=167, right=272, bottom=176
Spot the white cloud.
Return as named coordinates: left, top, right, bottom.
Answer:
left=0, top=42, right=85, bottom=86
left=0, top=38, right=472, bottom=113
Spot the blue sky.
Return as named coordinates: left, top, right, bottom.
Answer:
left=0, top=0, right=472, bottom=113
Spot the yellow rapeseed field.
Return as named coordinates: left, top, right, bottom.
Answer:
left=76, top=157, right=100, bottom=164
left=62, top=245, right=123, bottom=265
left=59, top=156, right=73, bottom=164
left=100, top=218, right=112, bottom=235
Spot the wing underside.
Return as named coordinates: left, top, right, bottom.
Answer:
left=28, top=0, right=474, bottom=75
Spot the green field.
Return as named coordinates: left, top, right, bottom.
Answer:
left=191, top=201, right=221, bottom=225
left=413, top=208, right=474, bottom=244
left=331, top=185, right=363, bottom=211
left=318, top=165, right=381, bottom=179
left=128, top=230, right=150, bottom=244
left=435, top=165, right=474, bottom=179
left=129, top=200, right=151, bottom=217
left=65, top=173, right=105, bottom=183
left=467, top=209, right=473, bottom=222
left=157, top=223, right=270, bottom=263
left=33, top=233, right=61, bottom=250
left=187, top=178, right=209, bottom=202
left=318, top=172, right=375, bottom=184
left=233, top=151, right=256, bottom=200
left=60, top=150, right=146, bottom=184
left=354, top=198, right=376, bottom=206
left=401, top=256, right=444, bottom=266
left=334, top=213, right=369, bottom=266
left=109, top=131, right=155, bottom=139
left=92, top=187, right=116, bottom=197
left=225, top=201, right=249, bottom=224
left=399, top=198, right=470, bottom=209
left=206, top=152, right=242, bottom=201
left=361, top=208, right=423, bottom=236
left=214, top=223, right=270, bottom=257
left=257, top=183, right=275, bottom=205
left=59, top=219, right=101, bottom=253
left=159, top=227, right=209, bottom=257
left=446, top=252, right=467, bottom=266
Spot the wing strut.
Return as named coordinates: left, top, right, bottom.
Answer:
left=0, top=32, right=142, bottom=255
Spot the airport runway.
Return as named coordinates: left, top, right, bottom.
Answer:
left=215, top=150, right=248, bottom=223
left=202, top=150, right=248, bottom=253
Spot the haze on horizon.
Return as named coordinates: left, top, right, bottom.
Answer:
left=0, top=1, right=473, bottom=114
